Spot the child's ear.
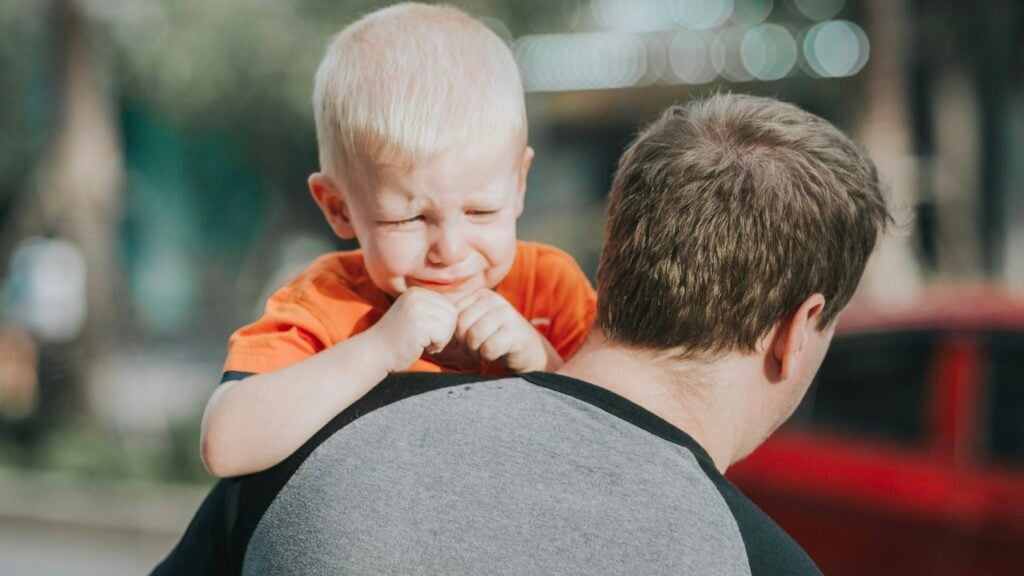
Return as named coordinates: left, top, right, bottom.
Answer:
left=515, top=146, right=535, bottom=217
left=308, top=172, right=356, bottom=239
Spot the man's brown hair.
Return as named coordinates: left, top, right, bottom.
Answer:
left=596, top=93, right=891, bottom=357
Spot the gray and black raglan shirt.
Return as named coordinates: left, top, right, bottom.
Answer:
left=153, top=372, right=821, bottom=575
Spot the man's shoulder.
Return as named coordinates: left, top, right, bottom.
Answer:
left=244, top=372, right=763, bottom=575
left=155, top=372, right=819, bottom=575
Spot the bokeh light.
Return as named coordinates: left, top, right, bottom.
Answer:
left=802, top=20, right=869, bottom=78
left=514, top=0, right=870, bottom=90
left=668, top=31, right=717, bottom=84
left=640, top=33, right=671, bottom=86
left=674, top=0, right=735, bottom=30
left=515, top=32, right=647, bottom=92
left=712, top=26, right=753, bottom=82
left=789, top=0, right=845, bottom=21
left=730, top=0, right=774, bottom=26
left=561, top=0, right=587, bottom=31
left=591, top=0, right=676, bottom=32
left=741, top=23, right=796, bottom=80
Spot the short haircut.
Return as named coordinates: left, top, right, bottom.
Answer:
left=597, top=93, right=891, bottom=357
left=312, top=3, right=526, bottom=185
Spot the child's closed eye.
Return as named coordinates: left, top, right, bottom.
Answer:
left=377, top=215, right=425, bottom=228
left=466, top=209, right=500, bottom=219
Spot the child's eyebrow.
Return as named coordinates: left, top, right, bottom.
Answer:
left=462, top=185, right=512, bottom=204
left=463, top=197, right=504, bottom=210
left=373, top=199, right=420, bottom=216
left=368, top=183, right=420, bottom=212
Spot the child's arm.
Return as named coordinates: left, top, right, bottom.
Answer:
left=454, top=289, right=563, bottom=373
left=200, top=287, right=457, bottom=478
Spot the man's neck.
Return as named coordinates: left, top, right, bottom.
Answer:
left=557, top=332, right=750, bottom=472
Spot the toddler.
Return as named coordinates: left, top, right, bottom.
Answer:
left=200, top=3, right=596, bottom=477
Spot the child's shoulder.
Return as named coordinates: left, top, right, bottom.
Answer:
left=272, top=249, right=374, bottom=302
left=513, top=241, right=588, bottom=282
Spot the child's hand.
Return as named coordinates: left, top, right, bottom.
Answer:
left=454, top=289, right=556, bottom=373
left=369, top=287, right=458, bottom=373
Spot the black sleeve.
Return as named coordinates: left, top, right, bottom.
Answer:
left=220, top=371, right=254, bottom=384
left=149, top=480, right=236, bottom=576
left=709, top=475, right=823, bottom=576
left=150, top=372, right=490, bottom=574
left=152, top=369, right=252, bottom=574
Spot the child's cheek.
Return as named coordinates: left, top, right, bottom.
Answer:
left=378, top=232, right=425, bottom=271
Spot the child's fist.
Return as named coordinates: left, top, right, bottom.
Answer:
left=369, top=287, right=458, bottom=372
left=454, top=289, right=553, bottom=373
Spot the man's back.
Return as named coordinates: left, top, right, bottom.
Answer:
left=157, top=373, right=820, bottom=575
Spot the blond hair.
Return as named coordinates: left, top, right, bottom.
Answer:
left=597, top=94, right=891, bottom=358
left=313, top=3, right=526, bottom=185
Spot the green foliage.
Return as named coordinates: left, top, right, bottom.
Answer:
left=0, top=1, right=49, bottom=213
left=0, top=416, right=212, bottom=485
left=98, top=0, right=532, bottom=134
left=0, top=0, right=554, bottom=216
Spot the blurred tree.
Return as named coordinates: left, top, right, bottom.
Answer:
left=0, top=2, right=49, bottom=243
left=23, top=0, right=124, bottom=428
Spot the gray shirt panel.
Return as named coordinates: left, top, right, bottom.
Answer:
left=244, top=377, right=752, bottom=575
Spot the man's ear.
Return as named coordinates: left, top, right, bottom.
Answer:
left=515, top=146, right=535, bottom=217
left=308, top=172, right=356, bottom=239
left=770, top=293, right=827, bottom=381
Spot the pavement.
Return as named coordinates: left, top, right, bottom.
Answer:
left=0, top=467, right=209, bottom=576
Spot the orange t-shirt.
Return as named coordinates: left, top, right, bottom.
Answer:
left=222, top=241, right=596, bottom=378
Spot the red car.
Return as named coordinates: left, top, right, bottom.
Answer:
left=728, top=288, right=1024, bottom=576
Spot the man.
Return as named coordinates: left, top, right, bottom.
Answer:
left=153, top=94, right=890, bottom=575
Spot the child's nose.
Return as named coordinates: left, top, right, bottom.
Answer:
left=428, top=224, right=469, bottom=266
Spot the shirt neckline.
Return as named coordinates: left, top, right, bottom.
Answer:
left=518, top=371, right=720, bottom=473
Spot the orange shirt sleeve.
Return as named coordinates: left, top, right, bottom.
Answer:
left=222, top=288, right=332, bottom=376
left=222, top=253, right=384, bottom=376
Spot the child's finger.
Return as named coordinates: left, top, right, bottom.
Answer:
left=478, top=325, right=514, bottom=362
left=413, top=288, right=457, bottom=312
left=423, top=332, right=448, bottom=355
left=422, top=301, right=458, bottom=326
left=454, top=289, right=486, bottom=312
left=408, top=293, right=457, bottom=326
left=454, top=298, right=493, bottom=342
left=423, top=310, right=457, bottom=354
left=463, top=310, right=504, bottom=353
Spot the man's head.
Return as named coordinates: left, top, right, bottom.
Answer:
left=307, top=3, right=532, bottom=300
left=594, top=94, right=890, bottom=457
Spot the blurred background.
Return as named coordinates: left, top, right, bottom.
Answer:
left=0, top=0, right=1021, bottom=573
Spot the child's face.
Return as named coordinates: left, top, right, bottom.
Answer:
left=312, top=136, right=533, bottom=302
